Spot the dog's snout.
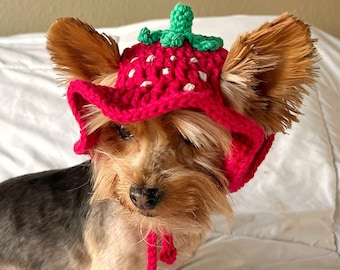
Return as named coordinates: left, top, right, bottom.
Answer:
left=129, top=187, right=162, bottom=210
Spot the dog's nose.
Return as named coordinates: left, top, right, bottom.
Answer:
left=129, top=187, right=162, bottom=210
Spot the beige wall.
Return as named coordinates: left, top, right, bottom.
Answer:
left=1, top=0, right=339, bottom=38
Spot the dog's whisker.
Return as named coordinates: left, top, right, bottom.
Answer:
left=66, top=179, right=91, bottom=192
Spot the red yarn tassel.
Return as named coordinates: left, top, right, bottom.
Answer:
left=146, top=231, right=158, bottom=270
left=146, top=231, right=177, bottom=270
left=159, top=233, right=177, bottom=265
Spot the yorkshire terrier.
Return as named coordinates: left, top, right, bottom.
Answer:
left=0, top=4, right=316, bottom=270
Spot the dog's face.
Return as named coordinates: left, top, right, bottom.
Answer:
left=46, top=14, right=316, bottom=233
left=85, top=106, right=232, bottom=232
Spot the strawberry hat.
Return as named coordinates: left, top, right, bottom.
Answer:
left=67, top=4, right=274, bottom=193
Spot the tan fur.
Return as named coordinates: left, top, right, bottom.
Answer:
left=46, top=18, right=120, bottom=83
left=80, top=105, right=232, bottom=269
left=220, top=13, right=317, bottom=134
left=86, top=107, right=233, bottom=225
left=39, top=14, right=317, bottom=269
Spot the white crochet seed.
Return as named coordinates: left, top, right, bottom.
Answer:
left=170, top=55, right=176, bottom=61
left=140, top=80, right=153, bottom=87
left=146, top=55, right=156, bottom=62
left=190, top=57, right=198, bottom=63
left=127, top=54, right=204, bottom=92
left=183, top=83, right=195, bottom=91
left=130, top=57, right=138, bottom=63
left=128, top=68, right=136, bottom=78
left=198, top=71, right=207, bottom=82
left=162, top=68, right=170, bottom=75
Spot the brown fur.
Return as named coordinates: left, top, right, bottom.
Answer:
left=80, top=107, right=233, bottom=269
left=220, top=13, right=317, bottom=134
left=0, top=14, right=317, bottom=269
left=46, top=18, right=120, bottom=83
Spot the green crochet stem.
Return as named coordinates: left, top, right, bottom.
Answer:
left=138, top=4, right=223, bottom=51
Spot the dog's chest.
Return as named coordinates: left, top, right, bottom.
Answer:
left=84, top=201, right=199, bottom=270
left=83, top=201, right=146, bottom=269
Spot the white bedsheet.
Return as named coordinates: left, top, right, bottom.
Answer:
left=0, top=15, right=339, bottom=269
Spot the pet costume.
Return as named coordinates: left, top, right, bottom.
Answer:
left=67, top=4, right=274, bottom=269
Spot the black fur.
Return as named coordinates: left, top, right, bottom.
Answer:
left=0, top=162, right=92, bottom=268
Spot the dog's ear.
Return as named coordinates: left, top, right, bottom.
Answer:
left=220, top=13, right=317, bottom=134
left=46, top=17, right=120, bottom=82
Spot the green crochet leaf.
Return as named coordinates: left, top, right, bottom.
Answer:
left=137, top=4, right=223, bottom=51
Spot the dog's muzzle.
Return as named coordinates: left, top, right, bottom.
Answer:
left=129, top=187, right=163, bottom=210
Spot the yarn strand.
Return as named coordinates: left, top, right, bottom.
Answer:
left=146, top=231, right=158, bottom=270
left=159, top=233, right=177, bottom=265
left=137, top=4, right=223, bottom=51
left=146, top=231, right=177, bottom=270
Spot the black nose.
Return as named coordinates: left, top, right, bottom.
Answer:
left=129, top=187, right=163, bottom=210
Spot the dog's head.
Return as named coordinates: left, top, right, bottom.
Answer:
left=46, top=5, right=316, bottom=232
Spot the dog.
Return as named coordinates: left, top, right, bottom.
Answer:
left=0, top=4, right=317, bottom=270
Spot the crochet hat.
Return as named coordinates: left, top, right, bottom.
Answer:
left=67, top=4, right=274, bottom=193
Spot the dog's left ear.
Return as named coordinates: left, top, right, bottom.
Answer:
left=220, top=13, right=317, bottom=134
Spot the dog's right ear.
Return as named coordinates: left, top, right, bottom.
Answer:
left=46, top=18, right=120, bottom=83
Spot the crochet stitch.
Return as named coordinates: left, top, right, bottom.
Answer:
left=67, top=4, right=275, bottom=268
left=146, top=231, right=177, bottom=270
left=146, top=231, right=158, bottom=270
left=68, top=40, right=273, bottom=193
left=67, top=3, right=274, bottom=192
left=138, top=3, right=223, bottom=51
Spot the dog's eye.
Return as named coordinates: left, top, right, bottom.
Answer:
left=117, top=125, right=133, bottom=140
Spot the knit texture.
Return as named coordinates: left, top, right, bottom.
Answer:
left=146, top=231, right=177, bottom=270
left=146, top=231, right=158, bottom=270
left=66, top=3, right=275, bottom=192
left=67, top=39, right=274, bottom=192
left=138, top=3, right=223, bottom=51
left=66, top=4, right=276, bottom=193
left=66, top=4, right=275, bottom=269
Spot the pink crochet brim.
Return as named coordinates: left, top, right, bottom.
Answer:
left=67, top=80, right=274, bottom=192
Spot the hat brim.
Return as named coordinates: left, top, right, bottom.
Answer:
left=67, top=79, right=274, bottom=192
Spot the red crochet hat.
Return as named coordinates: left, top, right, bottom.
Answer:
left=67, top=4, right=274, bottom=193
